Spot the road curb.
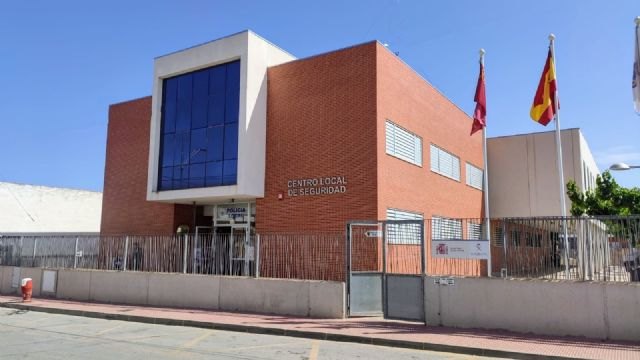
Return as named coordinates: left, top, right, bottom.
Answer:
left=0, top=301, right=574, bottom=360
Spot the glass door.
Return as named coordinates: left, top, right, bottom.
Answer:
left=230, top=226, right=248, bottom=275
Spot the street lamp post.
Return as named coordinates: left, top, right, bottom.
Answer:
left=609, top=162, right=640, bottom=171
left=607, top=162, right=640, bottom=282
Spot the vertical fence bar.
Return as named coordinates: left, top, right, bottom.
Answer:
left=228, top=234, right=233, bottom=276
left=502, top=220, right=507, bottom=277
left=346, top=223, right=352, bottom=316
left=18, top=236, right=24, bottom=267
left=243, top=231, right=249, bottom=276
left=32, top=237, right=38, bottom=267
left=73, top=236, right=79, bottom=269
left=381, top=221, right=387, bottom=318
left=420, top=220, right=426, bottom=274
left=255, top=234, right=260, bottom=278
left=122, top=236, right=129, bottom=271
left=182, top=234, right=188, bottom=274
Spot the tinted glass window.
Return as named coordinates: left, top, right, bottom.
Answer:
left=157, top=60, right=240, bottom=191
left=222, top=159, right=237, bottom=186
left=223, top=123, right=238, bottom=160
left=191, top=98, right=208, bottom=129
left=161, top=133, right=175, bottom=167
left=206, top=161, right=223, bottom=187
left=189, top=163, right=205, bottom=188
left=206, top=126, right=224, bottom=162
left=190, top=128, right=207, bottom=164
left=208, top=95, right=225, bottom=126
left=162, top=78, right=178, bottom=134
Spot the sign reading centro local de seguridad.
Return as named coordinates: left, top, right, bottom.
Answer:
left=432, top=240, right=490, bottom=260
left=287, top=176, right=347, bottom=197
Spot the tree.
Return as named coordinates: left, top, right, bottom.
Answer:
left=567, top=171, right=640, bottom=252
left=566, top=171, right=640, bottom=216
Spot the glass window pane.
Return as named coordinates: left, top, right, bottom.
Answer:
left=162, top=78, right=178, bottom=134
left=173, top=132, right=190, bottom=165
left=190, top=128, right=207, bottom=164
left=208, top=94, right=225, bottom=126
left=176, top=100, right=191, bottom=132
left=205, top=161, right=222, bottom=186
left=193, top=70, right=209, bottom=99
left=209, top=66, right=226, bottom=95
left=177, top=74, right=192, bottom=100
left=206, top=126, right=224, bottom=162
left=163, top=99, right=176, bottom=134
left=159, top=166, right=173, bottom=190
left=226, top=61, right=240, bottom=90
left=173, top=166, right=187, bottom=190
left=222, top=159, right=237, bottom=185
left=173, top=133, right=182, bottom=167
left=164, top=77, right=178, bottom=100
left=225, top=86, right=239, bottom=124
left=223, top=123, right=238, bottom=160
left=191, top=99, right=207, bottom=129
left=161, top=133, right=175, bottom=167
left=189, top=163, right=205, bottom=188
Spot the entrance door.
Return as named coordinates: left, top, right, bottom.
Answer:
left=194, top=226, right=212, bottom=274
left=347, top=222, right=385, bottom=316
left=230, top=226, right=255, bottom=276
left=347, top=220, right=426, bottom=322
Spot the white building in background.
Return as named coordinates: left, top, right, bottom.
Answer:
left=487, top=128, right=599, bottom=218
left=0, top=182, right=102, bottom=234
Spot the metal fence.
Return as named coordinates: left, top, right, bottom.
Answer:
left=0, top=235, right=100, bottom=269
left=0, top=233, right=344, bottom=280
left=258, top=233, right=344, bottom=281
left=491, top=216, right=640, bottom=282
left=345, top=216, right=640, bottom=283
left=1, top=215, right=638, bottom=283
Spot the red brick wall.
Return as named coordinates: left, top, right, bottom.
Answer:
left=257, top=42, right=379, bottom=233
left=376, top=43, right=483, bottom=220
left=376, top=44, right=485, bottom=276
left=100, top=97, right=186, bottom=235
left=100, top=42, right=487, bottom=278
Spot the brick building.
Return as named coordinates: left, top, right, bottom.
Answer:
left=100, top=31, right=485, bottom=278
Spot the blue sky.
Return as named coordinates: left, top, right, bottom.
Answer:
left=1, top=0, right=639, bottom=191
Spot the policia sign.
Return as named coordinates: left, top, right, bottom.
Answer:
left=287, top=176, right=347, bottom=197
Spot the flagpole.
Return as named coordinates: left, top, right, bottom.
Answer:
left=549, top=33, right=570, bottom=279
left=635, top=17, right=640, bottom=116
left=479, top=48, right=492, bottom=277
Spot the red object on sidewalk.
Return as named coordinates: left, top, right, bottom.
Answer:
left=21, top=278, right=33, bottom=302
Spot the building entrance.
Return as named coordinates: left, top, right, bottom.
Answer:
left=346, top=220, right=426, bottom=322
left=202, top=202, right=257, bottom=276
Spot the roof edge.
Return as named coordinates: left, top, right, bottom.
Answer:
left=488, top=127, right=580, bottom=140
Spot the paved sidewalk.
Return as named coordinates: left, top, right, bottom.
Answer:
left=0, top=296, right=638, bottom=360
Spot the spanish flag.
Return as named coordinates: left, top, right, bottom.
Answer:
left=530, top=49, right=558, bottom=126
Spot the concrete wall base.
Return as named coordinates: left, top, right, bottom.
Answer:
left=0, top=266, right=345, bottom=319
left=424, top=275, right=640, bottom=342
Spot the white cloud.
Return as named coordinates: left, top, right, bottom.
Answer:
left=593, top=145, right=640, bottom=169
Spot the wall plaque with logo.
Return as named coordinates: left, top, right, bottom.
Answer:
left=432, top=240, right=489, bottom=260
left=286, top=176, right=347, bottom=197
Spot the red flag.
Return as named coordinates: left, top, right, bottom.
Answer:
left=471, top=61, right=486, bottom=135
left=530, top=49, right=557, bottom=126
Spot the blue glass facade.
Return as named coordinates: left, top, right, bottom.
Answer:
left=158, top=60, right=240, bottom=191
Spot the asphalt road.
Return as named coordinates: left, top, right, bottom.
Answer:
left=0, top=308, right=502, bottom=359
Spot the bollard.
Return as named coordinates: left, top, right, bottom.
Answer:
left=21, top=278, right=33, bottom=302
